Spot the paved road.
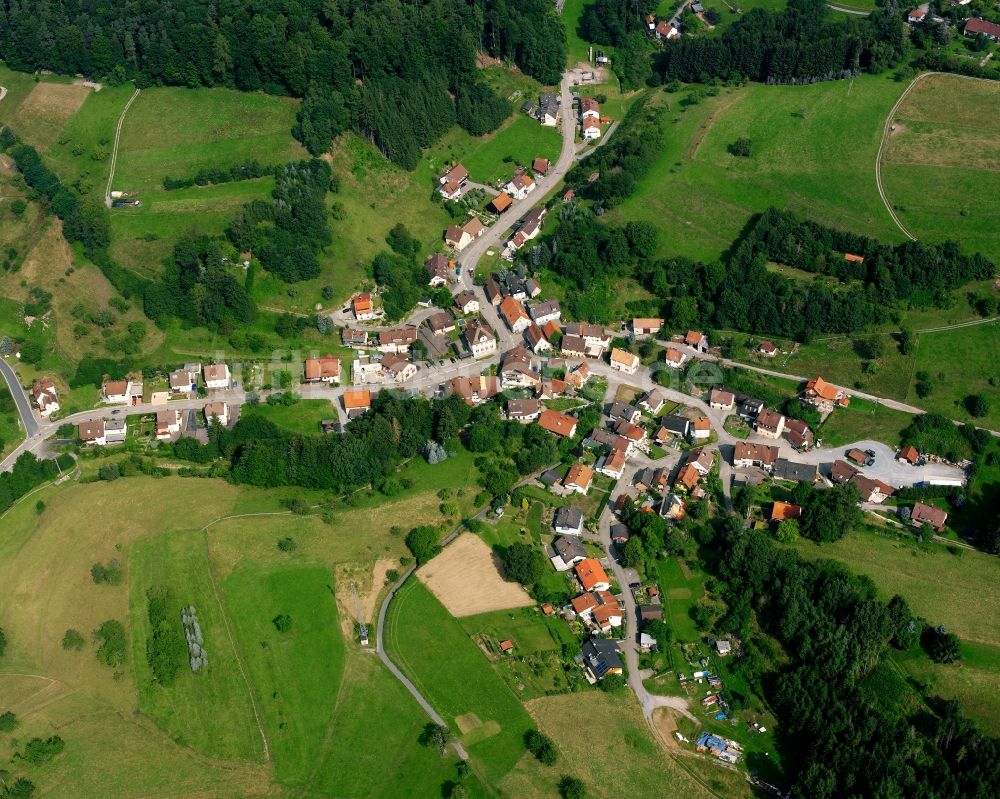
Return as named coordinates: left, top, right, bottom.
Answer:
left=0, top=358, right=38, bottom=438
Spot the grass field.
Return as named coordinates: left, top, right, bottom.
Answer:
left=817, top=396, right=914, bottom=448
left=0, top=379, right=25, bottom=459
left=881, top=74, right=1000, bottom=265
left=9, top=81, right=92, bottom=150
left=608, top=76, right=906, bottom=263
left=244, top=397, right=336, bottom=435
left=385, top=579, right=536, bottom=784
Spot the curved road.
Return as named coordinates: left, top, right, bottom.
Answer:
left=0, top=358, right=38, bottom=439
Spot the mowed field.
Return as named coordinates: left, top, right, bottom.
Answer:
left=608, top=75, right=906, bottom=262
left=881, top=74, right=1000, bottom=265
left=0, top=472, right=489, bottom=798
left=8, top=81, right=92, bottom=150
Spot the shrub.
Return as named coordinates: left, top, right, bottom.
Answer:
left=525, top=729, right=559, bottom=765
left=146, top=586, right=184, bottom=685
left=15, top=735, right=64, bottom=765
left=94, top=620, right=127, bottom=667
left=277, top=536, right=297, bottom=552
left=0, top=710, right=18, bottom=731
left=727, top=136, right=752, bottom=157
left=98, top=462, right=121, bottom=481
left=91, top=560, right=123, bottom=585
left=558, top=775, right=587, bottom=799
left=61, top=629, right=85, bottom=651
left=273, top=614, right=293, bottom=633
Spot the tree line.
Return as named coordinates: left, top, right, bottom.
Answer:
left=0, top=0, right=566, bottom=168
left=0, top=452, right=70, bottom=517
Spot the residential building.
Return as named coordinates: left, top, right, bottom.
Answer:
left=102, top=378, right=133, bottom=404
left=564, top=463, right=595, bottom=494
left=445, top=217, right=487, bottom=251
left=560, top=334, right=587, bottom=359
left=772, top=458, right=818, bottom=483
left=758, top=340, right=779, bottom=357
left=897, top=446, right=919, bottom=465
left=692, top=416, right=711, bottom=440
left=732, top=442, right=780, bottom=469
left=608, top=401, right=642, bottom=424
left=632, top=317, right=663, bottom=336
left=342, top=328, right=368, bottom=347
left=755, top=409, right=785, bottom=439
left=614, top=420, right=647, bottom=451
left=599, top=448, right=628, bottom=480
left=575, top=558, right=611, bottom=592
left=554, top=505, right=585, bottom=536
left=31, top=378, right=59, bottom=417
left=850, top=474, right=895, bottom=504
left=563, top=322, right=611, bottom=355
left=438, top=163, right=469, bottom=187
left=566, top=363, right=590, bottom=388
left=784, top=418, right=814, bottom=449
left=453, top=290, right=480, bottom=315
left=551, top=535, right=587, bottom=571
left=965, top=17, right=1000, bottom=40
left=529, top=299, right=561, bottom=325
left=661, top=492, right=685, bottom=520
left=664, top=346, right=688, bottom=369
left=104, top=419, right=127, bottom=444
left=424, top=253, right=450, bottom=286
left=353, top=293, right=377, bottom=321
left=830, top=459, right=859, bottom=484
left=911, top=502, right=948, bottom=531
left=353, top=354, right=383, bottom=381
left=427, top=311, right=456, bottom=335
left=610, top=523, right=631, bottom=545
left=465, top=319, right=497, bottom=358
left=79, top=419, right=106, bottom=445
left=581, top=117, right=601, bottom=140
left=804, top=375, right=847, bottom=408
left=640, top=389, right=665, bottom=415
left=507, top=397, right=542, bottom=423
left=675, top=464, right=700, bottom=493
left=377, top=327, right=418, bottom=354
left=155, top=409, right=181, bottom=440
left=609, top=347, right=640, bottom=375
left=709, top=388, right=735, bottom=410
left=579, top=97, right=600, bottom=119
left=580, top=638, right=623, bottom=681
left=688, top=447, right=714, bottom=476
left=532, top=157, right=550, bottom=176
left=450, top=375, right=500, bottom=405
left=659, top=414, right=691, bottom=439
left=204, top=363, right=231, bottom=390
left=524, top=324, right=551, bottom=354
left=489, top=192, right=513, bottom=214
left=737, top=397, right=765, bottom=420
left=343, top=389, right=372, bottom=418
left=382, top=354, right=417, bottom=383
left=572, top=590, right=623, bottom=632
left=498, top=296, right=531, bottom=333
left=303, top=355, right=341, bottom=383
left=685, top=330, right=708, bottom=351
left=771, top=501, right=802, bottom=521
left=505, top=173, right=536, bottom=200
left=169, top=366, right=199, bottom=394
left=439, top=179, right=462, bottom=201
left=204, top=401, right=229, bottom=427
left=518, top=208, right=546, bottom=242
left=537, top=93, right=560, bottom=126
left=907, top=8, right=927, bottom=23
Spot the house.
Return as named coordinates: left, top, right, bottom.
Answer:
left=659, top=414, right=691, bottom=439
left=563, top=322, right=611, bottom=355
left=572, top=590, right=623, bottom=632
left=804, top=375, right=846, bottom=408
left=532, top=157, right=550, bottom=176
left=688, top=447, right=714, bottom=476
left=539, top=378, right=569, bottom=399
left=155, top=409, right=181, bottom=440
left=664, top=346, right=688, bottom=369
left=353, top=293, right=377, bottom=321
left=104, top=419, right=127, bottom=444
left=575, top=558, right=611, bottom=592
left=608, top=402, right=642, bottom=424
left=551, top=535, right=587, bottom=571
left=685, top=330, right=708, bottom=351
left=579, top=97, right=600, bottom=120
left=201, top=363, right=229, bottom=391
left=640, top=389, right=666, bottom=415
left=378, top=327, right=418, bottom=354
left=850, top=474, right=895, bottom=504
left=542, top=319, right=561, bottom=340
left=911, top=502, right=948, bottom=531
left=450, top=375, right=499, bottom=405
left=499, top=350, right=538, bottom=390
left=732, top=442, right=779, bottom=469
left=609, top=347, right=640, bottom=375
left=439, top=179, right=462, bottom=201
left=897, top=446, right=919, bottom=465
left=102, top=378, right=132, bottom=404
left=771, top=501, right=802, bottom=521
left=169, top=366, right=199, bottom=393
left=499, top=640, right=514, bottom=654
left=303, top=355, right=341, bottom=384
left=524, top=324, right=551, bottom=354
left=353, top=354, right=383, bottom=381
left=784, top=418, right=814, bottom=450
left=499, top=296, right=531, bottom=333
left=489, top=192, right=513, bottom=214
left=847, top=448, right=869, bottom=465
left=675, top=464, right=700, bottom=493
left=715, top=639, right=733, bottom=656
left=755, top=409, right=785, bottom=439
left=632, top=317, right=663, bottom=336
left=661, top=492, right=686, bottom=519
left=610, top=523, right=631, bottom=545
left=773, top=458, right=818, bottom=483
left=537, top=93, right=560, bottom=126
left=614, top=420, right=647, bottom=449
left=507, top=397, right=542, bottom=423
left=505, top=173, right=536, bottom=201
left=564, top=463, right=595, bottom=494
left=204, top=401, right=229, bottom=427
left=446, top=218, right=487, bottom=251
left=343, top=389, right=372, bottom=418
left=581, top=117, right=601, bottom=140
left=79, top=419, right=106, bottom=445
left=580, top=638, right=623, bottom=681
left=655, top=20, right=679, bottom=40
left=692, top=416, right=711, bottom=440
left=566, top=363, right=590, bottom=388
left=438, top=163, right=469, bottom=188
left=529, top=299, right=561, bottom=325
left=758, top=341, right=779, bottom=357
left=342, top=328, right=369, bottom=347
left=599, top=448, right=628, bottom=480
left=560, top=334, right=587, bottom=359
left=519, top=207, right=546, bottom=241
left=453, top=290, right=480, bottom=315
left=538, top=408, right=578, bottom=438
left=427, top=311, right=456, bottom=335
left=965, top=17, right=1000, bottom=41
left=554, top=505, right=585, bottom=536
left=382, top=354, right=417, bottom=382
left=830, top=459, right=859, bottom=484
left=31, top=378, right=59, bottom=417
left=464, top=319, right=497, bottom=358
left=709, top=388, right=735, bottom=410
left=738, top=397, right=766, bottom=420
left=424, top=253, right=450, bottom=286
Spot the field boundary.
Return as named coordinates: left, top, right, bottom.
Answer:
left=105, top=85, right=140, bottom=204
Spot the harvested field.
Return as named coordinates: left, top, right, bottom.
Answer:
left=417, top=533, right=533, bottom=617
left=11, top=81, right=91, bottom=148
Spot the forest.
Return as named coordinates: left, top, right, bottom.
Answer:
left=0, top=0, right=566, bottom=167
left=656, top=0, right=905, bottom=83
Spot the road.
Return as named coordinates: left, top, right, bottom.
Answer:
left=104, top=86, right=141, bottom=205
left=0, top=357, right=38, bottom=438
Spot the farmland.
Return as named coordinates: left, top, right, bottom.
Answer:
left=881, top=74, right=1000, bottom=265
left=607, top=75, right=907, bottom=262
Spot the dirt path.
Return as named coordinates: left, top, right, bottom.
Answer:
left=104, top=85, right=141, bottom=204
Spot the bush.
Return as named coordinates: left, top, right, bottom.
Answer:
left=727, top=137, right=752, bottom=157
left=0, top=710, right=18, bottom=731
left=273, top=614, right=293, bottom=633
left=922, top=626, right=961, bottom=664
left=98, top=462, right=121, bottom=481
left=10, top=198, right=27, bottom=215
left=966, top=394, right=990, bottom=418
left=0, top=627, right=6, bottom=657
left=91, top=560, right=123, bottom=585
left=277, top=536, right=297, bottom=552
left=61, top=629, right=85, bottom=651
left=146, top=586, right=185, bottom=685
left=525, top=729, right=559, bottom=765
left=558, top=775, right=587, bottom=799
left=15, top=735, right=64, bottom=765
left=94, top=620, right=127, bottom=667
left=405, top=525, right=441, bottom=564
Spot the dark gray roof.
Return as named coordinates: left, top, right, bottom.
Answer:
left=581, top=639, right=622, bottom=678
left=554, top=505, right=584, bottom=530
left=609, top=401, right=641, bottom=421
left=540, top=467, right=563, bottom=485
left=610, top=523, right=631, bottom=542
left=773, top=458, right=818, bottom=483
left=553, top=535, right=586, bottom=562
left=660, top=414, right=690, bottom=436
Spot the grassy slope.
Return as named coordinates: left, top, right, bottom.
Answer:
left=881, top=73, right=1000, bottom=265
left=608, top=75, right=906, bottom=262
left=385, top=579, right=536, bottom=784
left=243, top=398, right=337, bottom=435
left=0, top=379, right=25, bottom=459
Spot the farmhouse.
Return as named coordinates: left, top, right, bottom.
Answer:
left=204, top=363, right=231, bottom=390
left=342, top=389, right=371, bottom=418
left=31, top=378, right=59, bottom=417
left=664, top=346, right=688, bottom=369
left=755, top=409, right=785, bottom=439
left=507, top=397, right=542, bottom=423
left=632, top=317, right=663, bottom=335
left=450, top=375, right=500, bottom=405
left=965, top=18, right=1000, bottom=40
left=551, top=535, right=587, bottom=571
left=685, top=330, right=708, bottom=351
left=575, top=558, right=611, bottom=592
left=554, top=505, right=585, bottom=535
left=204, top=401, right=229, bottom=427
left=303, top=355, right=341, bottom=383
left=733, top=442, right=779, bottom=469
left=499, top=296, right=531, bottom=333
left=454, top=290, right=480, bottom=315
left=609, top=347, right=640, bottom=375
left=911, top=502, right=948, bottom=531
left=464, top=319, right=497, bottom=358
left=580, top=638, right=623, bottom=682
left=758, top=341, right=778, bottom=357
left=564, top=463, right=595, bottom=494
left=709, top=388, right=735, bottom=410
left=424, top=253, right=451, bottom=286
left=353, top=293, right=377, bottom=321
left=539, top=408, right=578, bottom=438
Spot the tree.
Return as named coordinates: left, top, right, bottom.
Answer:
left=525, top=729, right=559, bottom=765
left=0, top=710, right=18, bottom=731
left=0, top=627, right=6, bottom=657
left=419, top=723, right=454, bottom=754
left=61, top=629, right=85, bottom=651
left=558, top=775, right=587, bottom=799
left=727, top=137, right=752, bottom=157
left=774, top=518, right=800, bottom=544
left=18, top=338, right=43, bottom=364
left=966, top=394, right=990, bottom=418
left=277, top=537, right=297, bottom=552
left=405, top=526, right=441, bottom=564
left=272, top=614, right=293, bottom=633
left=620, top=536, right=645, bottom=569
left=93, top=620, right=127, bottom=667
left=923, top=626, right=961, bottom=664
left=98, top=463, right=121, bottom=481
left=501, top=543, right=546, bottom=586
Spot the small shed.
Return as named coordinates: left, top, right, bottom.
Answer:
left=499, top=639, right=515, bottom=653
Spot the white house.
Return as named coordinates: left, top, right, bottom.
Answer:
left=304, top=356, right=341, bottom=384
left=529, top=299, right=561, bottom=326
left=169, top=366, right=200, bottom=393
left=609, top=347, right=640, bottom=375
left=505, top=173, right=536, bottom=201
left=155, top=410, right=181, bottom=440
left=550, top=535, right=587, bottom=571
left=579, top=97, right=600, bottom=120
left=79, top=419, right=107, bottom=446
left=31, top=378, right=59, bottom=417
left=101, top=378, right=134, bottom=404
left=382, top=355, right=417, bottom=383
left=465, top=319, right=497, bottom=358
left=204, top=363, right=231, bottom=390
left=353, top=355, right=384, bottom=381
left=553, top=506, right=585, bottom=536
left=582, top=118, right=601, bottom=140
left=454, top=290, right=479, bottom=315
left=204, top=401, right=230, bottom=427
left=663, top=346, right=688, bottom=369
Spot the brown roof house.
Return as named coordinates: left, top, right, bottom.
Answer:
left=538, top=409, right=578, bottom=439
left=911, top=502, right=948, bottom=531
